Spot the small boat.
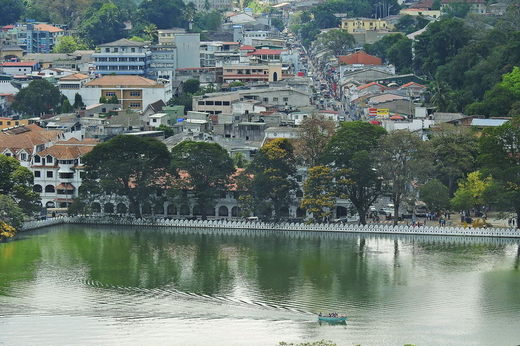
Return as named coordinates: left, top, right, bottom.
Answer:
left=318, top=315, right=347, bottom=323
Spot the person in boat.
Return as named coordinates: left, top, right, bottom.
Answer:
left=319, top=312, right=322, bottom=317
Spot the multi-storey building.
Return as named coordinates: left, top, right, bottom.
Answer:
left=31, top=138, right=97, bottom=209
left=58, top=73, right=91, bottom=104
left=182, top=0, right=233, bottom=11
left=93, top=39, right=151, bottom=77
left=0, top=124, right=62, bottom=168
left=340, top=18, right=392, bottom=33
left=149, top=31, right=200, bottom=80
left=0, top=23, right=64, bottom=54
left=79, top=75, right=172, bottom=111
left=223, top=63, right=283, bottom=83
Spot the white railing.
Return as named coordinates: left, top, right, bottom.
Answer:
left=23, top=216, right=520, bottom=238
left=21, top=216, right=520, bottom=239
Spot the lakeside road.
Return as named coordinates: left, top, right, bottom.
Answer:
left=21, top=216, right=520, bottom=239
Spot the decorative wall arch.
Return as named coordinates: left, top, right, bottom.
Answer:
left=218, top=206, right=229, bottom=217
left=104, top=203, right=114, bottom=214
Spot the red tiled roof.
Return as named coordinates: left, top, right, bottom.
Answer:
left=240, top=45, right=255, bottom=50
left=357, top=82, right=385, bottom=90
left=1, top=61, right=38, bottom=67
left=399, top=82, right=426, bottom=89
left=34, top=24, right=63, bottom=33
left=338, top=51, right=382, bottom=66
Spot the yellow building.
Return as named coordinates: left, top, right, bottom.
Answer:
left=340, top=18, right=393, bottom=33
left=400, top=9, right=441, bottom=18
left=0, top=118, right=31, bottom=130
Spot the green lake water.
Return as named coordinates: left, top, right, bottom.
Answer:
left=1, top=224, right=520, bottom=345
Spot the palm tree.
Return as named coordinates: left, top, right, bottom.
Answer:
left=182, top=3, right=197, bottom=31
left=143, top=24, right=158, bottom=43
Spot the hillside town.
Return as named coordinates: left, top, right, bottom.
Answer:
left=1, top=0, right=520, bottom=235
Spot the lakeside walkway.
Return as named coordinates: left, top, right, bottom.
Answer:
left=21, top=216, right=520, bottom=239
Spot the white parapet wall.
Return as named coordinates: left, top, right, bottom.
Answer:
left=21, top=216, right=520, bottom=239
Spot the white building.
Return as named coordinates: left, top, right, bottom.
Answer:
left=31, top=138, right=97, bottom=209
left=78, top=75, right=172, bottom=111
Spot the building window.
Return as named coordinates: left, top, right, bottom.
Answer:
left=46, top=155, right=53, bottom=164
left=20, top=153, right=27, bottom=161
left=47, top=171, right=53, bottom=178
left=129, top=91, right=141, bottom=97
left=34, top=170, right=41, bottom=178
left=263, top=98, right=268, bottom=102
left=34, top=155, right=41, bottom=163
left=283, top=97, right=289, bottom=102
left=105, top=92, right=116, bottom=97
left=129, top=102, right=141, bottom=108
left=273, top=97, right=278, bottom=102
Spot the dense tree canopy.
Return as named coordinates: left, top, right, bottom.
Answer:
left=0, top=0, right=24, bottom=25
left=12, top=79, right=61, bottom=116
left=479, top=116, right=520, bottom=225
left=78, top=2, right=127, bottom=46
left=323, top=122, right=387, bottom=225
left=378, top=131, right=428, bottom=224
left=137, top=0, right=185, bottom=29
left=171, top=141, right=234, bottom=219
left=82, top=135, right=171, bottom=217
left=0, top=154, right=40, bottom=215
left=53, top=36, right=88, bottom=53
left=316, top=29, right=355, bottom=56
left=245, top=138, right=297, bottom=221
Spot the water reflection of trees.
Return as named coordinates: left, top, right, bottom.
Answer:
left=1, top=225, right=519, bottom=308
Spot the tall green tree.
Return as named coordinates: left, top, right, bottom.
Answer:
left=137, top=0, right=185, bottom=29
left=183, top=79, right=200, bottom=94
left=78, top=2, right=126, bottom=46
left=479, top=116, right=520, bottom=226
left=301, top=166, right=336, bottom=223
left=419, top=179, right=450, bottom=213
left=451, top=171, right=492, bottom=213
left=466, top=66, right=520, bottom=117
left=53, top=36, right=88, bottom=53
left=12, top=79, right=61, bottom=116
left=81, top=135, right=171, bottom=217
left=73, top=93, right=85, bottom=109
left=0, top=154, right=40, bottom=215
left=246, top=138, right=297, bottom=221
left=429, top=124, right=479, bottom=194
left=0, top=0, right=24, bottom=25
left=170, top=141, right=234, bottom=219
left=378, top=131, right=428, bottom=224
left=294, top=115, right=335, bottom=167
left=316, top=29, right=355, bottom=56
left=322, top=122, right=387, bottom=225
left=413, top=18, right=471, bottom=78
left=0, top=194, right=24, bottom=240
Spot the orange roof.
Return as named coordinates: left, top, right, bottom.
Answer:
left=0, top=124, right=62, bottom=155
left=338, top=51, right=382, bottom=66
left=85, top=75, right=162, bottom=88
left=240, top=45, right=255, bottom=50
left=399, top=82, right=426, bottom=89
left=34, top=24, right=63, bottom=33
left=1, top=61, right=38, bottom=67
left=59, top=73, right=89, bottom=81
left=37, top=139, right=98, bottom=160
left=357, top=82, right=385, bottom=90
